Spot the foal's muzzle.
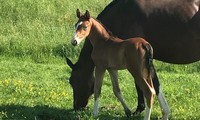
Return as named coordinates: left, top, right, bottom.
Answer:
left=71, top=39, right=78, bottom=46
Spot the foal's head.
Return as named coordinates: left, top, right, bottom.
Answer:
left=71, top=9, right=92, bottom=46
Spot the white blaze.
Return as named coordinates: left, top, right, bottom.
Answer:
left=71, top=21, right=83, bottom=45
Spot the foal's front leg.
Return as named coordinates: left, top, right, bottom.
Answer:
left=93, top=67, right=106, bottom=117
left=108, top=69, right=132, bottom=117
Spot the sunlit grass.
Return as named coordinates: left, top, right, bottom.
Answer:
left=1, top=59, right=199, bottom=119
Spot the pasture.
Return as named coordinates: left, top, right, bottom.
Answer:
left=0, top=0, right=200, bottom=119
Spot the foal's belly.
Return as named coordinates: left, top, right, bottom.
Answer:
left=107, top=57, right=127, bottom=70
left=91, top=47, right=127, bottom=70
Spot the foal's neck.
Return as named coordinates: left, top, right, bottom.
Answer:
left=88, top=18, right=111, bottom=45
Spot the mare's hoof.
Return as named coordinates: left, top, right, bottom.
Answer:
left=132, top=110, right=141, bottom=116
left=132, top=108, right=144, bottom=116
left=125, top=109, right=132, bottom=118
left=132, top=105, right=145, bottom=116
left=74, top=106, right=88, bottom=111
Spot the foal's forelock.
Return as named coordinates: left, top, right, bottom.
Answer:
left=71, top=21, right=83, bottom=46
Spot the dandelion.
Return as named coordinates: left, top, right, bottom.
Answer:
left=61, top=91, right=68, bottom=97
left=29, top=87, right=33, bottom=92
left=178, top=106, right=185, bottom=113
left=185, top=88, right=191, bottom=94
left=50, top=91, right=58, bottom=100
left=29, top=82, right=33, bottom=92
left=4, top=79, right=10, bottom=86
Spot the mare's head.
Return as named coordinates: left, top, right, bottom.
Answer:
left=66, top=56, right=94, bottom=110
left=71, top=9, right=92, bottom=46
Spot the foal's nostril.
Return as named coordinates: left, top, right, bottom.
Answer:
left=72, top=40, right=77, bottom=46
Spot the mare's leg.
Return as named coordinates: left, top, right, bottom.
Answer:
left=108, top=69, right=132, bottom=117
left=153, top=69, right=170, bottom=120
left=133, top=84, right=145, bottom=115
left=128, top=70, right=155, bottom=120
left=157, top=87, right=170, bottom=120
left=93, top=67, right=106, bottom=117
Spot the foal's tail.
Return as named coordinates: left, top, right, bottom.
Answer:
left=143, top=43, right=154, bottom=80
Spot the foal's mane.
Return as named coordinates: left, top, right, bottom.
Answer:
left=92, top=17, right=114, bottom=37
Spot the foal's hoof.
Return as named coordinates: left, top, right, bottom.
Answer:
left=125, top=109, right=132, bottom=118
left=161, top=115, right=169, bottom=120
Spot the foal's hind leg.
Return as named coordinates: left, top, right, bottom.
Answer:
left=129, top=69, right=155, bottom=120
left=108, top=69, right=132, bottom=117
left=139, top=77, right=155, bottom=120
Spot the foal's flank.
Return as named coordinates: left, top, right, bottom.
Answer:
left=70, top=9, right=167, bottom=120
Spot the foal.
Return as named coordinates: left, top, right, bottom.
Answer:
left=71, top=9, right=156, bottom=120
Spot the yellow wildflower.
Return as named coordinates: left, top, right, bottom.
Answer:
left=4, top=79, right=10, bottom=86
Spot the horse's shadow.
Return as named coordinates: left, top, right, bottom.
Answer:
left=0, top=105, right=76, bottom=120
left=0, top=105, right=138, bottom=120
left=1, top=105, right=169, bottom=120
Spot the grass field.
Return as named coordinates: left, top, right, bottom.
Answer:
left=0, top=0, right=200, bottom=120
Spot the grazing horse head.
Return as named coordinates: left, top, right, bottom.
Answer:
left=65, top=56, right=94, bottom=110
left=71, top=9, right=92, bottom=46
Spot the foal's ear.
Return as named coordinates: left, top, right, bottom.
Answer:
left=84, top=10, right=90, bottom=20
left=76, top=9, right=82, bottom=18
left=65, top=57, right=75, bottom=69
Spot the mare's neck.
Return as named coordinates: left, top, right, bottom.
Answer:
left=88, top=18, right=111, bottom=46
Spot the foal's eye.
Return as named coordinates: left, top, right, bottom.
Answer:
left=82, top=26, right=87, bottom=31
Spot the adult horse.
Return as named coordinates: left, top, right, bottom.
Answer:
left=66, top=0, right=200, bottom=116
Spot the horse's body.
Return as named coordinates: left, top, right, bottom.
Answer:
left=66, top=0, right=200, bottom=115
left=70, top=9, right=166, bottom=120
left=100, top=0, right=200, bottom=64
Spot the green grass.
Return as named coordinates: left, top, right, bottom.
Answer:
left=0, top=0, right=200, bottom=120
left=0, top=59, right=199, bottom=120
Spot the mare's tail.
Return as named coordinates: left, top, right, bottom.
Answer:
left=143, top=43, right=154, bottom=80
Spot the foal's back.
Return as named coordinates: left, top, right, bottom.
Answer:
left=92, top=37, right=151, bottom=70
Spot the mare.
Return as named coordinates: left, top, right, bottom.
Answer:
left=71, top=9, right=158, bottom=120
left=66, top=0, right=200, bottom=116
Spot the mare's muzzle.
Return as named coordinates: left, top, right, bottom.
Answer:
left=71, top=39, right=78, bottom=46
